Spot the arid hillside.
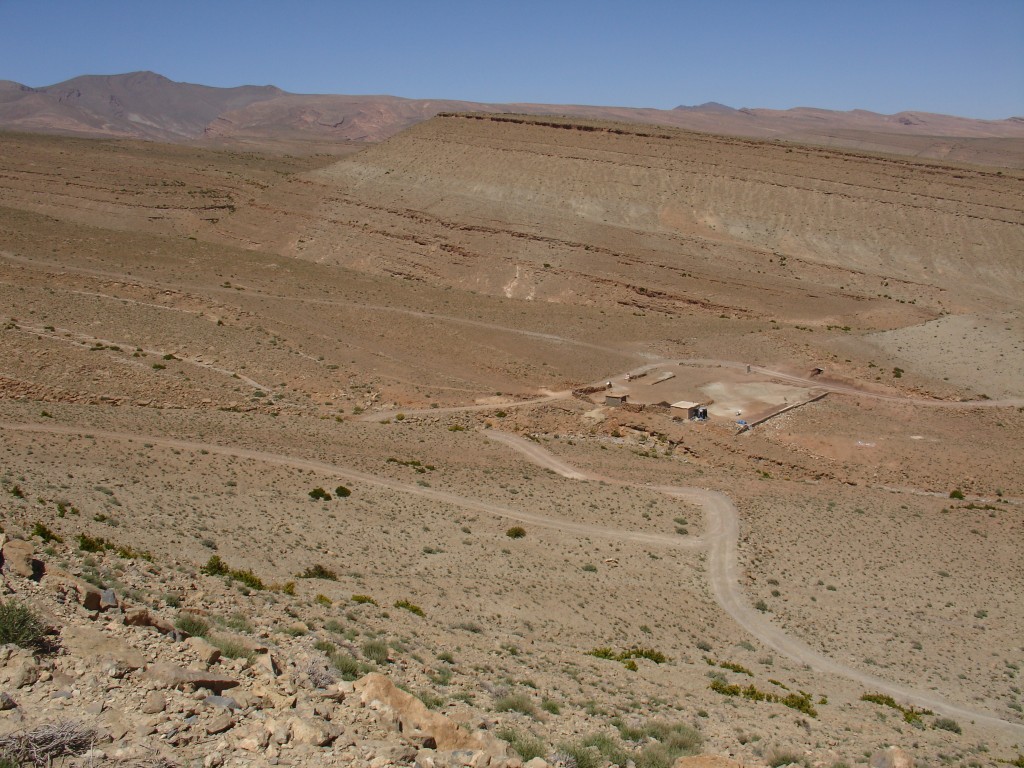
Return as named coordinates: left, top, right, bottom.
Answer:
left=1, top=118, right=1022, bottom=768
left=301, top=114, right=1024, bottom=315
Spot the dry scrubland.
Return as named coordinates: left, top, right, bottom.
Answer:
left=0, top=117, right=1022, bottom=767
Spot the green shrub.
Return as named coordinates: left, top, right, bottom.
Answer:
left=767, top=751, right=806, bottom=768
left=418, top=689, right=444, bottom=709
left=31, top=522, right=62, bottom=544
left=505, top=526, right=527, bottom=539
left=226, top=613, right=254, bottom=633
left=77, top=533, right=108, bottom=553
left=201, top=556, right=265, bottom=590
left=298, top=564, right=338, bottom=580
left=330, top=651, right=367, bottom=680
left=211, top=636, right=255, bottom=662
left=394, top=600, right=425, bottom=617
left=949, top=489, right=965, bottom=500
left=361, top=639, right=390, bottom=664
left=497, top=728, right=547, bottom=761
left=0, top=599, right=53, bottom=652
left=175, top=613, right=210, bottom=638
left=541, top=698, right=561, bottom=715
left=621, top=720, right=701, bottom=765
left=309, top=487, right=331, bottom=501
left=351, top=594, right=377, bottom=605
left=201, top=555, right=229, bottom=576
left=718, top=660, right=753, bottom=676
left=335, top=485, right=351, bottom=498
left=232, top=569, right=265, bottom=591
left=494, top=692, right=536, bottom=716
left=581, top=733, right=629, bottom=767
left=933, top=717, right=962, bottom=734
left=555, top=741, right=602, bottom=768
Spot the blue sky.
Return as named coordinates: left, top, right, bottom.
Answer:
left=2, top=0, right=1022, bottom=119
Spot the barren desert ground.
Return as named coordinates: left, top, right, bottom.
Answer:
left=0, top=117, right=1022, bottom=767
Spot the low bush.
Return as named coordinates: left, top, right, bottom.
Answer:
left=767, top=751, right=807, bottom=768
left=394, top=599, right=425, bottom=617
left=297, top=564, right=338, bottom=580
left=201, top=555, right=265, bottom=590
left=505, top=526, right=527, bottom=539
left=361, top=639, right=390, bottom=664
left=211, top=636, right=255, bottom=663
left=31, top=522, right=62, bottom=544
left=0, top=600, right=54, bottom=652
left=330, top=651, right=368, bottom=680
left=497, top=728, right=546, bottom=761
left=494, top=692, right=536, bottom=717
left=933, top=717, right=962, bottom=734
left=175, top=613, right=210, bottom=638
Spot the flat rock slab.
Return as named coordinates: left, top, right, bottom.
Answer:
left=60, top=622, right=146, bottom=671
left=144, top=663, right=238, bottom=693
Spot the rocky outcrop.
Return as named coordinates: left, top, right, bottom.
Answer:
left=356, top=672, right=508, bottom=756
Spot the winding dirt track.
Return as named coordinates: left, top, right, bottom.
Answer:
left=485, top=431, right=1024, bottom=739
left=3, top=420, right=1020, bottom=738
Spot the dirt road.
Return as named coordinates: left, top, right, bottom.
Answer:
left=485, top=431, right=1024, bottom=739
left=3, top=419, right=1021, bottom=736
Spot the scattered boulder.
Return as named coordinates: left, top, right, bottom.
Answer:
left=143, top=663, right=238, bottom=693
left=185, top=636, right=222, bottom=665
left=122, top=606, right=176, bottom=634
left=205, top=711, right=235, bottom=735
left=289, top=714, right=342, bottom=746
left=99, top=588, right=119, bottom=610
left=0, top=692, right=17, bottom=710
left=2, top=539, right=42, bottom=580
left=871, top=747, right=915, bottom=768
left=10, top=661, right=39, bottom=689
left=141, top=691, right=166, bottom=715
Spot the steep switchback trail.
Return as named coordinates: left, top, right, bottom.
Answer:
left=484, top=431, right=1024, bottom=740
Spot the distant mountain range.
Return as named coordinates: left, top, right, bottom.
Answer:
left=2, top=71, right=1022, bottom=165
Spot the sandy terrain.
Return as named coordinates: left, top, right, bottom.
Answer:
left=0, top=119, right=1022, bottom=767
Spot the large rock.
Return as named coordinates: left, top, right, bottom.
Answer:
left=122, top=607, right=176, bottom=634
left=185, top=636, right=222, bottom=665
left=141, top=691, right=166, bottom=714
left=289, top=715, right=342, bottom=747
left=144, top=663, right=238, bottom=693
left=59, top=622, right=146, bottom=671
left=870, top=747, right=914, bottom=768
left=2, top=539, right=41, bottom=579
left=355, top=673, right=507, bottom=756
